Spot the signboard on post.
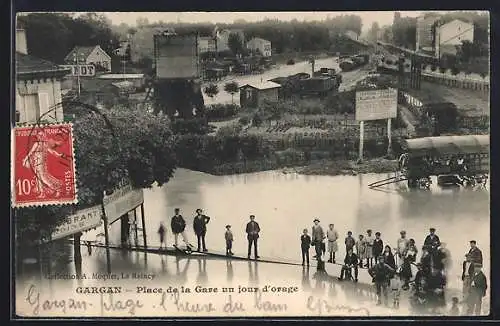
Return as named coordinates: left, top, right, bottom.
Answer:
left=51, top=205, right=103, bottom=241
left=60, top=64, right=96, bottom=77
left=103, top=184, right=145, bottom=224
left=355, top=88, right=398, bottom=121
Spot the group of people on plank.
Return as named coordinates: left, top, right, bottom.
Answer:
left=158, top=208, right=261, bottom=259
left=156, top=210, right=487, bottom=315
left=302, top=220, right=488, bottom=314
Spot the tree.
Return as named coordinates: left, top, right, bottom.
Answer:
left=367, top=22, right=381, bottom=42
left=16, top=102, right=177, bottom=247
left=458, top=40, right=479, bottom=63
left=228, top=33, right=244, bottom=56
left=204, top=83, right=219, bottom=101
left=223, top=81, right=240, bottom=104
left=18, top=13, right=119, bottom=64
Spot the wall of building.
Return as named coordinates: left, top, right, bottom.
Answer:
left=198, top=37, right=216, bottom=53
left=16, top=78, right=64, bottom=124
left=439, top=20, right=474, bottom=46
left=87, top=47, right=112, bottom=71
left=256, top=88, right=279, bottom=107
left=247, top=38, right=272, bottom=57
left=416, top=16, right=439, bottom=51
left=435, top=20, right=474, bottom=58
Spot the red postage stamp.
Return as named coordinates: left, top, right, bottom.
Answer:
left=12, top=123, right=77, bottom=207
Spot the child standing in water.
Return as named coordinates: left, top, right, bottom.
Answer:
left=158, top=222, right=166, bottom=249
left=301, top=228, right=312, bottom=266
left=225, top=225, right=234, bottom=256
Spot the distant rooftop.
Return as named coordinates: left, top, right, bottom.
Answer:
left=99, top=74, right=145, bottom=79
left=16, top=52, right=70, bottom=76
left=240, top=81, right=282, bottom=90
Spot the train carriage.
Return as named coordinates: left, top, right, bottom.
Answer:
left=399, top=135, right=489, bottom=188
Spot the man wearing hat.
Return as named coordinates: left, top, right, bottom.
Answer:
left=246, top=215, right=260, bottom=259
left=462, top=240, right=483, bottom=300
left=466, top=263, right=487, bottom=315
left=467, top=240, right=483, bottom=266
left=365, top=229, right=375, bottom=268
left=372, top=232, right=384, bottom=263
left=396, top=230, right=410, bottom=268
left=368, top=256, right=395, bottom=306
left=424, top=228, right=441, bottom=253
left=311, top=219, right=325, bottom=262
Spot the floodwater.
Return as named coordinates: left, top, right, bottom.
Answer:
left=133, top=169, right=489, bottom=281
left=16, top=169, right=490, bottom=317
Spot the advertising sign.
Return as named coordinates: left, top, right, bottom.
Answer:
left=355, top=88, right=398, bottom=121
left=103, top=184, right=144, bottom=224
left=51, top=205, right=103, bottom=241
left=60, top=64, right=96, bottom=77
left=154, top=34, right=199, bottom=79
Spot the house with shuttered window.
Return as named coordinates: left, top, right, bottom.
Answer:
left=15, top=28, right=70, bottom=125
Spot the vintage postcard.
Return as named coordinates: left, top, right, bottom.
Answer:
left=13, top=11, right=490, bottom=318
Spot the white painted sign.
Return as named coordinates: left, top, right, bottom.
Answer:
left=60, top=64, right=96, bottom=77
left=51, top=205, right=103, bottom=241
left=103, top=184, right=144, bottom=224
left=355, top=88, right=398, bottom=121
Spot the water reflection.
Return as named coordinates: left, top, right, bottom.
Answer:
left=248, top=260, right=259, bottom=285
left=226, top=260, right=234, bottom=283
left=196, top=257, right=208, bottom=285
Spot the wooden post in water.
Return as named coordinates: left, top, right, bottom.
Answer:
left=387, top=118, right=393, bottom=157
left=358, top=121, right=364, bottom=162
left=140, top=203, right=147, bottom=249
left=101, top=201, right=112, bottom=274
left=133, top=208, right=139, bottom=247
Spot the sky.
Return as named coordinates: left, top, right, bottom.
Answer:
left=102, top=11, right=429, bottom=32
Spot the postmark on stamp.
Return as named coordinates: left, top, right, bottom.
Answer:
left=12, top=123, right=77, bottom=207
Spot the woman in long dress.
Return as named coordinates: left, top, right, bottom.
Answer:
left=356, top=234, right=367, bottom=268
left=22, top=130, right=64, bottom=198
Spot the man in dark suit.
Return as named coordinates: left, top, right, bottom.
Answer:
left=369, top=256, right=395, bottom=306
left=462, top=240, right=483, bottom=299
left=339, top=248, right=359, bottom=282
left=424, top=227, right=441, bottom=252
left=193, top=209, right=210, bottom=252
left=467, top=240, right=483, bottom=265
left=246, top=215, right=260, bottom=259
left=466, top=263, right=488, bottom=315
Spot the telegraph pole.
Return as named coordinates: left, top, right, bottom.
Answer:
left=73, top=52, right=83, bottom=97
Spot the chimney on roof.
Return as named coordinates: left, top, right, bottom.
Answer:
left=16, top=29, right=28, bottom=55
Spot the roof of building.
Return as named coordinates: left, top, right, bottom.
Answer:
left=64, top=45, right=111, bottom=63
left=98, top=74, right=145, bottom=79
left=111, top=81, right=135, bottom=89
left=240, top=81, right=282, bottom=90
left=16, top=52, right=70, bottom=75
left=248, top=37, right=270, bottom=43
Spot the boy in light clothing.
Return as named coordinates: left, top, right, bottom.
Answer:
left=390, top=274, right=402, bottom=309
left=326, top=224, right=339, bottom=263
left=225, top=225, right=234, bottom=256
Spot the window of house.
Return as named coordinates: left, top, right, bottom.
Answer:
left=246, top=89, right=252, bottom=99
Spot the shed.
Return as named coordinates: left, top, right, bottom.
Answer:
left=98, top=74, right=146, bottom=91
left=239, top=81, right=282, bottom=108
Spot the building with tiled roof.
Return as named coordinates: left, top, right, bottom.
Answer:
left=15, top=29, right=70, bottom=124
left=64, top=45, right=112, bottom=72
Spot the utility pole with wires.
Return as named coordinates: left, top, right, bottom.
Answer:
left=73, top=51, right=85, bottom=97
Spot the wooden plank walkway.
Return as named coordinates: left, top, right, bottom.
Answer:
left=70, top=240, right=462, bottom=297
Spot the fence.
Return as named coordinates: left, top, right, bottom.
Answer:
left=421, top=73, right=490, bottom=93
